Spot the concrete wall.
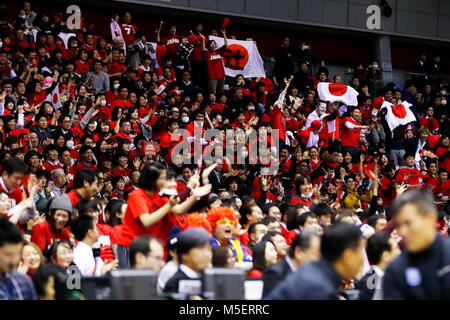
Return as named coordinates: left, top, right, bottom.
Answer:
left=121, top=0, right=450, bottom=42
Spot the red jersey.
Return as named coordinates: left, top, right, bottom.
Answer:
left=270, top=105, right=286, bottom=142
left=112, top=167, right=132, bottom=177
left=187, top=33, right=206, bottom=61
left=0, top=177, right=23, bottom=208
left=396, top=167, right=422, bottom=186
left=43, top=160, right=63, bottom=173
left=93, top=224, right=117, bottom=264
left=163, top=35, right=181, bottom=57
left=74, top=60, right=91, bottom=75
left=341, top=117, right=362, bottom=147
left=204, top=47, right=226, bottom=80
left=108, top=60, right=127, bottom=75
left=120, top=23, right=138, bottom=46
left=419, top=116, right=439, bottom=132
left=66, top=189, right=82, bottom=208
left=118, top=188, right=171, bottom=246
left=30, top=221, right=71, bottom=252
left=73, top=162, right=97, bottom=175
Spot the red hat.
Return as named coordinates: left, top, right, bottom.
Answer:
left=311, top=120, right=322, bottom=129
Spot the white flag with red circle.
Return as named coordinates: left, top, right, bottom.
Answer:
left=46, top=84, right=62, bottom=110
left=317, top=82, right=359, bottom=106
left=209, top=36, right=266, bottom=78
left=381, top=101, right=417, bottom=132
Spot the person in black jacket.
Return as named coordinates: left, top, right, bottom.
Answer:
left=262, top=229, right=320, bottom=298
left=382, top=190, right=450, bottom=300
left=163, top=227, right=212, bottom=295
left=355, top=231, right=400, bottom=300
left=0, top=217, right=37, bottom=300
left=266, top=223, right=364, bottom=300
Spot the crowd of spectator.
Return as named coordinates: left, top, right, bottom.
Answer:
left=0, top=2, right=449, bottom=300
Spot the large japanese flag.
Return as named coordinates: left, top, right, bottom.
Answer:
left=209, top=36, right=266, bottom=78
left=381, top=101, right=417, bottom=132
left=46, top=85, right=62, bottom=110
left=317, top=83, right=359, bottom=106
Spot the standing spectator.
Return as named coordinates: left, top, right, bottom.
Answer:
left=272, top=37, right=294, bottom=89
left=202, top=29, right=228, bottom=95
left=187, top=22, right=207, bottom=88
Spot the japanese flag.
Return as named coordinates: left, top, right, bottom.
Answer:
left=209, top=36, right=266, bottom=78
left=317, top=83, right=359, bottom=106
left=381, top=101, right=417, bottom=132
left=46, top=85, right=61, bottom=110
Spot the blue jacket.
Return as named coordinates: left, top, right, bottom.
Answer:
left=0, top=270, right=37, bottom=300
left=265, top=258, right=342, bottom=300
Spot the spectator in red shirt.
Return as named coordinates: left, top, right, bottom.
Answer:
left=201, top=29, right=228, bottom=95
left=395, top=154, right=422, bottom=186
left=115, top=162, right=211, bottom=268
left=0, top=158, right=27, bottom=208
left=163, top=25, right=182, bottom=58
left=120, top=12, right=138, bottom=47
left=187, top=22, right=207, bottom=87
left=341, top=107, right=370, bottom=162
left=30, top=194, right=72, bottom=253
left=74, top=49, right=90, bottom=77
left=419, top=106, right=439, bottom=133
left=42, top=144, right=63, bottom=173
left=73, top=145, right=97, bottom=175
left=66, top=169, right=100, bottom=208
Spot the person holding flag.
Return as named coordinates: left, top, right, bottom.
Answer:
left=201, top=29, right=228, bottom=95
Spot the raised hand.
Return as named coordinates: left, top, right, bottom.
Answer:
left=132, top=157, right=142, bottom=170
left=187, top=172, right=200, bottom=189
left=0, top=91, right=7, bottom=103
left=193, top=184, right=212, bottom=198
left=395, top=182, right=407, bottom=197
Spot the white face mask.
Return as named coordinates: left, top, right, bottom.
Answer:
left=372, top=64, right=379, bottom=69
left=66, top=140, right=75, bottom=149
left=241, top=151, right=248, bottom=158
left=182, top=116, right=190, bottom=123
left=100, top=100, right=107, bottom=106
left=442, top=99, right=447, bottom=106
left=113, top=83, right=120, bottom=90
left=440, top=90, right=447, bottom=96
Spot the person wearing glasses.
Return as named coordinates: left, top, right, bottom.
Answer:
left=207, top=206, right=253, bottom=270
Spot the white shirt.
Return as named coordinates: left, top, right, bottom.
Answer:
left=304, top=110, right=328, bottom=129
left=73, top=241, right=104, bottom=276
left=179, top=264, right=200, bottom=278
